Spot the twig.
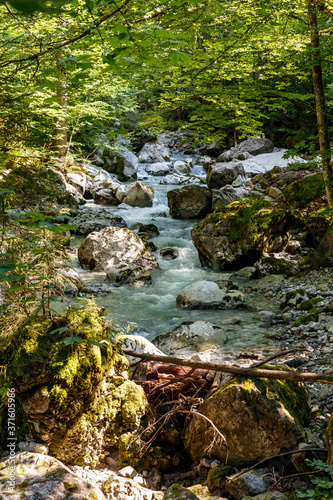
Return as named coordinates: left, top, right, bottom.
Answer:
left=250, top=348, right=302, bottom=368
left=227, top=447, right=326, bottom=482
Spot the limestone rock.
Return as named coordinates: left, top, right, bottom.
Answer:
left=145, top=162, right=171, bottom=176
left=160, top=248, right=179, bottom=260
left=118, top=181, right=154, bottom=208
left=106, top=264, right=152, bottom=287
left=160, top=174, right=203, bottom=186
left=72, top=209, right=127, bottom=235
left=206, top=161, right=246, bottom=189
left=78, top=227, right=159, bottom=272
left=173, top=160, right=192, bottom=174
left=254, top=255, right=300, bottom=277
left=191, top=200, right=292, bottom=270
left=103, top=146, right=138, bottom=181
left=212, top=185, right=248, bottom=209
left=102, top=476, right=162, bottom=500
left=205, top=140, right=223, bottom=158
left=153, top=320, right=228, bottom=355
left=167, top=185, right=212, bottom=219
left=164, top=484, right=200, bottom=500
left=0, top=452, right=106, bottom=500
left=138, top=142, right=170, bottom=163
left=218, top=138, right=274, bottom=162
left=65, top=170, right=87, bottom=195
left=176, top=281, right=244, bottom=309
left=225, top=471, right=272, bottom=500
left=185, top=370, right=311, bottom=466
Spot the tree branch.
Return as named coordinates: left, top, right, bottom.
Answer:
left=122, top=350, right=333, bottom=384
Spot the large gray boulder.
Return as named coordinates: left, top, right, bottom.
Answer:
left=102, top=475, right=161, bottom=500
left=78, top=227, right=159, bottom=272
left=206, top=161, right=246, bottom=189
left=0, top=452, right=106, bottom=500
left=65, top=170, right=87, bottom=195
left=191, top=201, right=292, bottom=270
left=173, top=160, right=192, bottom=174
left=90, top=170, right=121, bottom=205
left=153, top=320, right=227, bottom=357
left=176, top=280, right=244, bottom=309
left=72, top=208, right=127, bottom=235
left=145, top=162, right=171, bottom=176
left=103, top=146, right=138, bottom=181
left=167, top=185, right=212, bottom=219
left=117, top=181, right=154, bottom=207
left=138, top=142, right=170, bottom=163
left=185, top=370, right=311, bottom=466
left=218, top=137, right=274, bottom=162
left=212, top=185, right=248, bottom=209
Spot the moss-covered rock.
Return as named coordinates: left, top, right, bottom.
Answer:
left=184, top=367, right=311, bottom=467
left=164, top=484, right=200, bottom=500
left=283, top=173, right=325, bottom=206
left=206, top=465, right=234, bottom=494
left=0, top=165, right=79, bottom=215
left=0, top=303, right=147, bottom=466
left=191, top=198, right=293, bottom=270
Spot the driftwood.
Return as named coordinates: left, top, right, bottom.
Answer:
left=123, top=349, right=333, bottom=385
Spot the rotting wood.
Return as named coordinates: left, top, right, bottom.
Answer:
left=122, top=349, right=333, bottom=384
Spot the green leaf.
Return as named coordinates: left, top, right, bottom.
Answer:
left=49, top=327, right=69, bottom=335
left=61, top=336, right=82, bottom=346
left=88, top=340, right=110, bottom=347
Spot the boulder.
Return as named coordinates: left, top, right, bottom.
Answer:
left=254, top=255, right=300, bottom=277
left=65, top=169, right=87, bottom=195
left=176, top=280, right=244, bottom=309
left=103, top=146, right=138, bottom=181
left=206, top=161, right=246, bottom=189
left=185, top=369, right=311, bottom=466
left=283, top=173, right=325, bottom=206
left=145, top=162, right=171, bottom=176
left=133, top=223, right=159, bottom=240
left=167, top=185, right=212, bottom=219
left=102, top=475, right=160, bottom=500
left=226, top=471, right=273, bottom=500
left=218, top=137, right=274, bottom=162
left=78, top=227, right=159, bottom=272
left=160, top=248, right=179, bottom=260
left=160, top=174, right=203, bottom=185
left=0, top=305, right=147, bottom=466
left=138, top=142, right=170, bottom=163
left=191, top=199, right=293, bottom=270
left=65, top=182, right=86, bottom=205
left=72, top=209, right=127, bottom=235
left=0, top=166, right=78, bottom=215
left=117, top=181, right=154, bottom=208
left=164, top=484, right=200, bottom=500
left=212, top=185, right=248, bottom=209
left=153, top=320, right=227, bottom=356
left=90, top=170, right=121, bottom=205
left=173, top=160, right=192, bottom=174
left=205, top=140, right=223, bottom=158
left=0, top=452, right=106, bottom=500
left=106, top=264, right=152, bottom=287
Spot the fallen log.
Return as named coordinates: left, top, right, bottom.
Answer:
left=122, top=349, right=333, bottom=385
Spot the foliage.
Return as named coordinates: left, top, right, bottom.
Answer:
left=297, top=459, right=333, bottom=499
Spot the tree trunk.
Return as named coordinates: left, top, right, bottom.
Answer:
left=307, top=0, right=333, bottom=208
left=53, top=55, right=68, bottom=163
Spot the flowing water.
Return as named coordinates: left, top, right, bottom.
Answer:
left=72, top=154, right=278, bottom=358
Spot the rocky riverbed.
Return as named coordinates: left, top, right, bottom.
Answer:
left=1, top=134, right=333, bottom=500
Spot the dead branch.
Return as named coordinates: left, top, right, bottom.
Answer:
left=227, top=447, right=326, bottom=482
left=250, top=348, right=302, bottom=368
left=123, top=350, right=333, bottom=385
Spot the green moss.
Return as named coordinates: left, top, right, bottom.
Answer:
left=63, top=481, right=79, bottom=492
left=283, top=173, right=325, bottom=205
left=294, top=307, right=326, bottom=326
left=299, top=297, right=323, bottom=311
